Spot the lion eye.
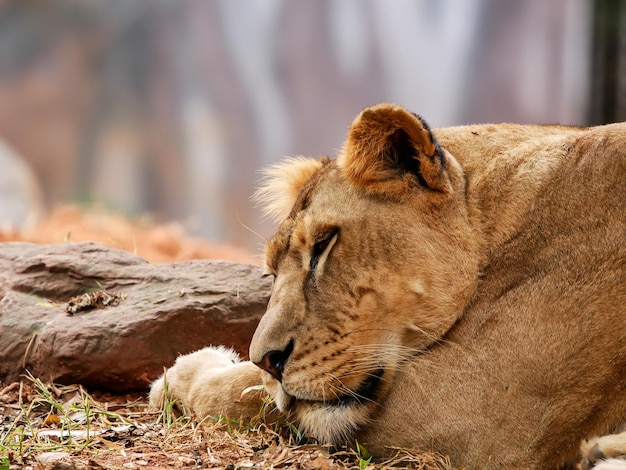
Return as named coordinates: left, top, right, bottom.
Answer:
left=310, top=228, right=339, bottom=275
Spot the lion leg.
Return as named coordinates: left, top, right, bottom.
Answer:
left=580, top=430, right=626, bottom=470
left=149, top=346, right=271, bottom=422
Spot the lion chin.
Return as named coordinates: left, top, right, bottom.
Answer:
left=151, top=103, right=626, bottom=470
left=268, top=367, right=386, bottom=445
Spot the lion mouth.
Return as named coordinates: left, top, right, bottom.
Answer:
left=293, top=368, right=385, bottom=408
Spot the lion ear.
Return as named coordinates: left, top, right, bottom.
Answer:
left=337, top=103, right=450, bottom=194
left=254, top=156, right=328, bottom=223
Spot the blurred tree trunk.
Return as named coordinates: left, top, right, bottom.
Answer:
left=589, top=0, right=626, bottom=124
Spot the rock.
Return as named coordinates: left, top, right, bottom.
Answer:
left=0, top=242, right=271, bottom=391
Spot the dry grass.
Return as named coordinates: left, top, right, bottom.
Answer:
left=0, top=377, right=453, bottom=470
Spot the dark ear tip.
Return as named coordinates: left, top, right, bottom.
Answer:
left=411, top=112, right=433, bottom=132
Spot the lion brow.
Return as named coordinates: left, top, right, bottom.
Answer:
left=265, top=222, right=292, bottom=273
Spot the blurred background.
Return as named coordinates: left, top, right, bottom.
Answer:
left=0, top=0, right=623, bottom=253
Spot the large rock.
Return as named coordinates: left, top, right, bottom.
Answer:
left=0, top=242, right=271, bottom=391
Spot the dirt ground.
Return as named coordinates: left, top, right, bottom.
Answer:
left=0, top=379, right=452, bottom=470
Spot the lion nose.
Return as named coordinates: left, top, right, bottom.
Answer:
left=254, top=340, right=293, bottom=382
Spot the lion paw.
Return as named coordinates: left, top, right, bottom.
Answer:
left=580, top=431, right=626, bottom=470
left=149, top=346, right=269, bottom=422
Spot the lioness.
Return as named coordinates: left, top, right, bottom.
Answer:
left=151, top=104, right=626, bottom=469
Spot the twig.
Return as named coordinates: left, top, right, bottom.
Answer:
left=22, top=333, right=38, bottom=369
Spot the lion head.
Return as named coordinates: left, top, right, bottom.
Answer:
left=249, top=103, right=482, bottom=444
